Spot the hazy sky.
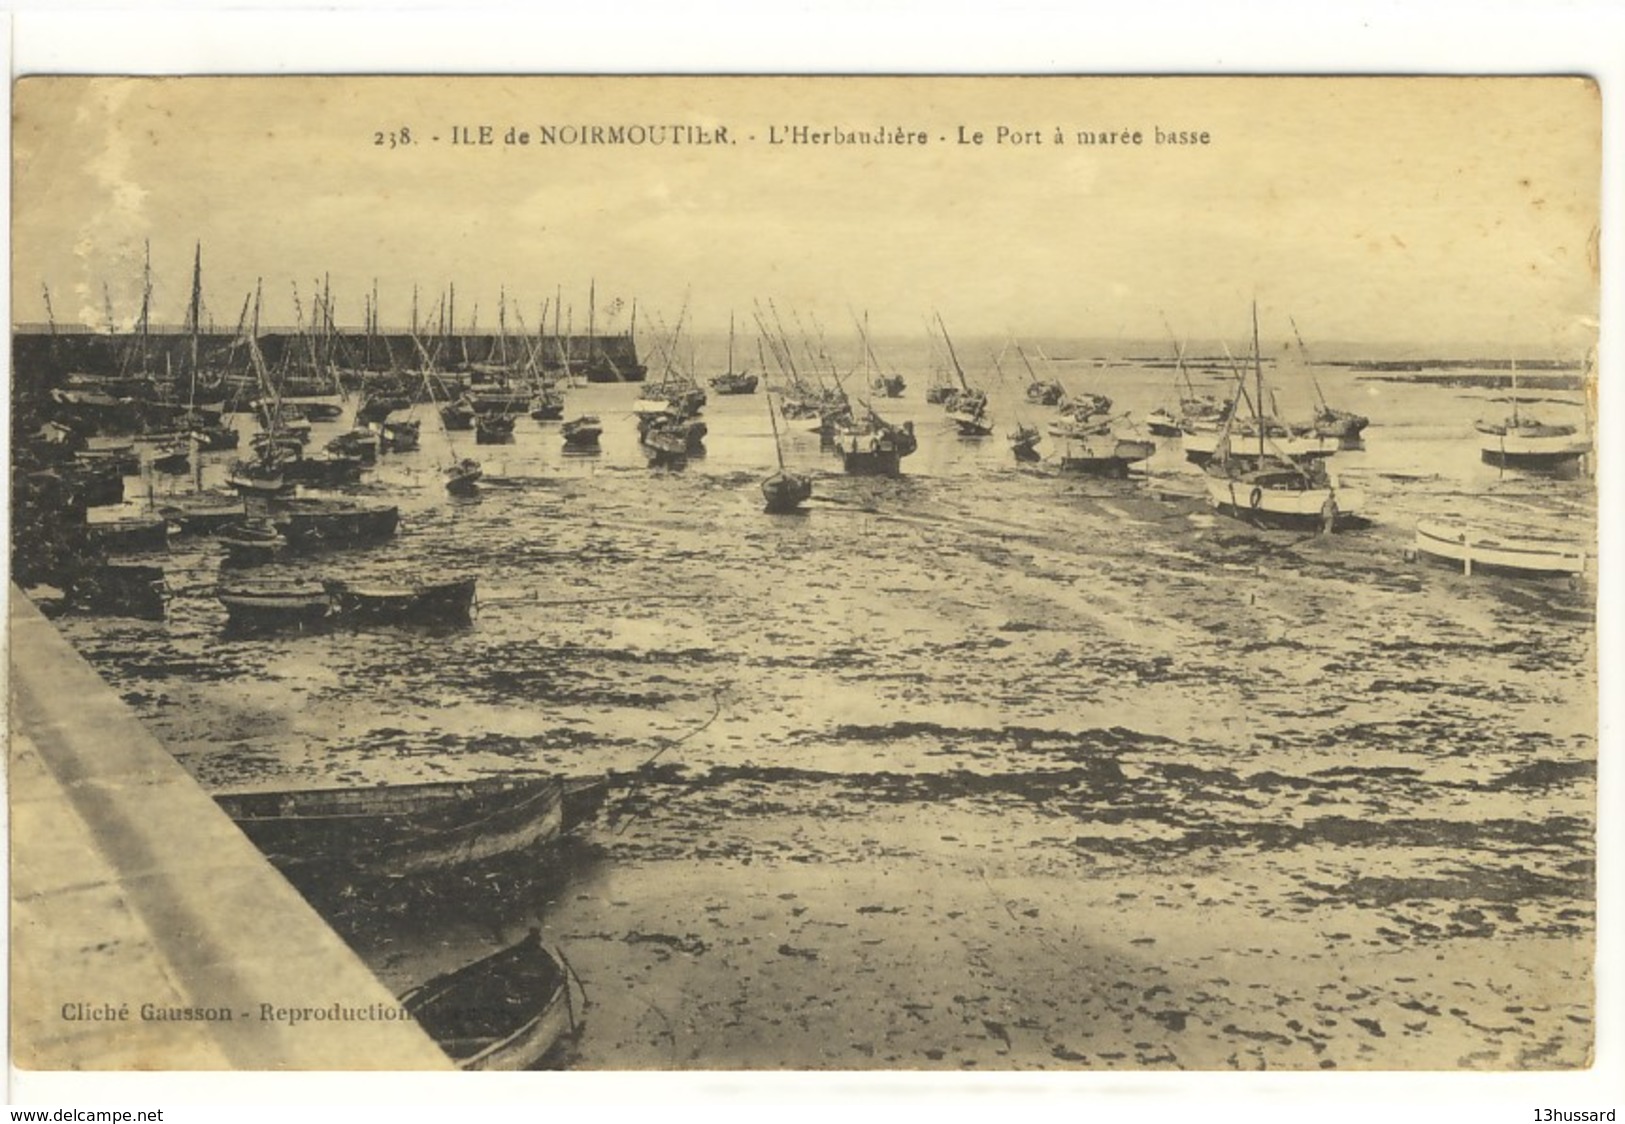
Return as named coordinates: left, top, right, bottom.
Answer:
left=10, top=75, right=1601, bottom=353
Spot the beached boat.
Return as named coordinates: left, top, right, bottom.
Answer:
left=561, top=415, right=603, bottom=448
left=528, top=386, right=566, bottom=421
left=218, top=517, right=282, bottom=565
left=1413, top=517, right=1587, bottom=579
left=440, top=398, right=477, bottom=431
left=87, top=515, right=170, bottom=552
left=1009, top=423, right=1043, bottom=462
left=640, top=420, right=691, bottom=465
left=445, top=458, right=484, bottom=494
left=280, top=453, right=366, bottom=488
left=936, top=315, right=993, bottom=436
left=325, top=576, right=477, bottom=625
left=158, top=493, right=246, bottom=534
left=326, top=428, right=381, bottom=464
left=1057, top=434, right=1157, bottom=477
left=1475, top=365, right=1591, bottom=472
left=379, top=418, right=421, bottom=453
left=474, top=414, right=516, bottom=444
left=150, top=440, right=191, bottom=474
left=401, top=929, right=579, bottom=1071
left=213, top=774, right=600, bottom=878
left=1202, top=308, right=1364, bottom=532
left=1024, top=379, right=1064, bottom=406
left=1145, top=407, right=1183, bottom=438
left=271, top=498, right=400, bottom=549
left=761, top=397, right=812, bottom=512
left=832, top=408, right=917, bottom=476
left=216, top=579, right=331, bottom=629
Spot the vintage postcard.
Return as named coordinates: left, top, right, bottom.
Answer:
left=6, top=70, right=1608, bottom=1096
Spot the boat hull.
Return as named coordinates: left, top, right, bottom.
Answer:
left=1057, top=437, right=1156, bottom=477
left=1204, top=473, right=1365, bottom=531
left=1414, top=519, right=1586, bottom=578
left=762, top=472, right=813, bottom=513
left=398, top=931, right=575, bottom=1071
left=215, top=776, right=590, bottom=878
left=272, top=501, right=400, bottom=549
left=326, top=577, right=477, bottom=625
left=1478, top=431, right=1591, bottom=472
left=216, top=583, right=331, bottom=630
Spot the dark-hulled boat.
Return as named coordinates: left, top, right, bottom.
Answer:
left=150, top=440, right=191, bottom=474
left=445, top=458, right=484, bottom=494
left=159, top=493, right=247, bottom=534
left=216, top=579, right=331, bottom=629
left=87, top=516, right=170, bottom=552
left=440, top=398, right=477, bottom=431
left=832, top=410, right=917, bottom=476
left=218, top=517, right=282, bottom=565
left=271, top=498, right=400, bottom=549
left=474, top=414, right=516, bottom=444
left=712, top=372, right=759, bottom=395
left=280, top=454, right=366, bottom=488
left=213, top=774, right=600, bottom=878
left=402, top=930, right=578, bottom=1071
left=561, top=415, right=603, bottom=448
left=379, top=418, right=422, bottom=452
left=325, top=576, right=477, bottom=625
left=762, top=470, right=813, bottom=513
left=1009, top=424, right=1042, bottom=462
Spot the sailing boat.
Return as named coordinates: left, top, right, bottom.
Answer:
left=761, top=396, right=812, bottom=512
left=1475, top=356, right=1590, bottom=472
left=710, top=313, right=759, bottom=395
left=1202, top=306, right=1363, bottom=531
left=936, top=315, right=993, bottom=436
left=1289, top=319, right=1370, bottom=445
left=413, top=333, right=482, bottom=493
left=857, top=313, right=905, bottom=399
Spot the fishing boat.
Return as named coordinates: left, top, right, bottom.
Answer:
left=1202, top=308, right=1364, bottom=532
left=401, top=929, right=579, bottom=1072
left=326, top=428, right=381, bottom=464
left=158, top=492, right=246, bottom=534
left=379, top=418, right=421, bottom=453
left=218, top=517, right=282, bottom=565
left=1413, top=517, right=1587, bottom=579
left=279, top=453, right=366, bottom=488
left=1288, top=318, right=1370, bottom=445
left=639, top=418, right=691, bottom=465
left=761, top=397, right=812, bottom=512
left=357, top=393, right=412, bottom=425
left=528, top=386, right=566, bottom=421
left=936, top=315, right=994, bottom=436
left=440, top=397, right=477, bottom=431
left=212, top=774, right=601, bottom=878
left=86, top=515, right=170, bottom=553
left=832, top=408, right=916, bottom=476
left=325, top=575, right=477, bottom=625
left=579, top=283, right=648, bottom=382
left=561, top=415, right=603, bottom=449
left=1145, top=407, right=1183, bottom=438
left=150, top=439, right=191, bottom=474
left=1056, top=433, right=1157, bottom=477
left=445, top=458, right=484, bottom=494
left=1008, top=423, right=1043, bottom=462
left=474, top=414, right=516, bottom=444
left=710, top=313, right=759, bottom=395
left=216, top=578, right=331, bottom=630
left=226, top=458, right=290, bottom=497
left=870, top=372, right=905, bottom=398
left=416, top=337, right=484, bottom=494
left=74, top=444, right=140, bottom=476
left=271, top=498, right=399, bottom=549
left=1475, top=361, right=1590, bottom=472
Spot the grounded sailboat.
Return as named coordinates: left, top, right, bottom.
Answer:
left=1475, top=358, right=1590, bottom=473
left=761, top=395, right=812, bottom=513
left=1202, top=307, right=1363, bottom=532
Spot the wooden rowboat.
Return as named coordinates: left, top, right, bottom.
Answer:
left=401, top=929, right=580, bottom=1071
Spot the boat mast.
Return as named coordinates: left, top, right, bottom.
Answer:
left=588, top=280, right=597, bottom=365
left=137, top=240, right=153, bottom=376
left=187, top=242, right=203, bottom=387
left=728, top=311, right=735, bottom=374
left=1252, top=303, right=1266, bottom=462
left=935, top=312, right=971, bottom=391
left=767, top=395, right=788, bottom=471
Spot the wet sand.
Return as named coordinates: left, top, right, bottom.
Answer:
left=48, top=363, right=1597, bottom=1071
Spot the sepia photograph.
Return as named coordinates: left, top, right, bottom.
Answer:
left=4, top=32, right=1617, bottom=1112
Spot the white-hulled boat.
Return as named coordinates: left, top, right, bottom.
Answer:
left=1414, top=518, right=1587, bottom=578
left=1475, top=359, right=1591, bottom=472
left=1202, top=306, right=1363, bottom=533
